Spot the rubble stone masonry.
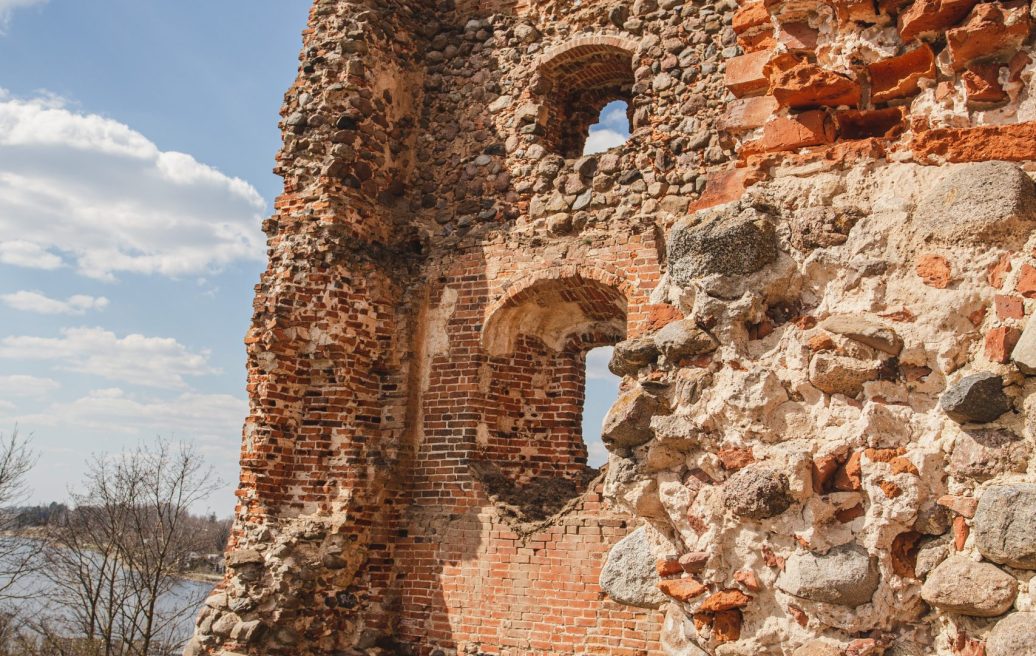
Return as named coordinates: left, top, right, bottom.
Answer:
left=188, top=0, right=1036, bottom=654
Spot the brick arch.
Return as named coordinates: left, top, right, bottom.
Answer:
left=534, top=35, right=639, bottom=157
left=482, top=264, right=638, bottom=355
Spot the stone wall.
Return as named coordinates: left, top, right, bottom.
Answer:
left=187, top=0, right=1036, bottom=654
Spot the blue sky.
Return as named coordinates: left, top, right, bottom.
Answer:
left=0, top=1, right=624, bottom=513
left=0, top=0, right=311, bottom=513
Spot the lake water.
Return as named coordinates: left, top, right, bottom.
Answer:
left=0, top=538, right=215, bottom=648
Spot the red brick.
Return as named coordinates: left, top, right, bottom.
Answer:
left=718, top=447, right=755, bottom=470
left=988, top=253, right=1013, bottom=287
left=938, top=494, right=979, bottom=517
left=1009, top=50, right=1031, bottom=81
left=658, top=578, right=708, bottom=601
left=742, top=110, right=837, bottom=156
left=811, top=454, right=840, bottom=492
left=700, top=589, right=752, bottom=612
left=717, top=95, right=780, bottom=132
left=690, top=167, right=763, bottom=211
left=1016, top=263, right=1036, bottom=297
left=868, top=44, right=937, bottom=103
left=771, top=62, right=862, bottom=108
left=829, top=0, right=882, bottom=22
left=890, top=531, right=922, bottom=578
left=962, top=63, right=1009, bottom=107
left=733, top=569, right=762, bottom=591
left=778, top=21, right=819, bottom=50
left=912, top=121, right=1036, bottom=163
left=915, top=254, right=952, bottom=288
left=732, top=1, right=771, bottom=34
left=712, top=609, right=743, bottom=643
left=724, top=50, right=773, bottom=97
left=898, top=0, right=979, bottom=41
left=985, top=326, right=1021, bottom=363
left=953, top=515, right=970, bottom=550
left=946, top=3, right=1031, bottom=70
left=995, top=294, right=1024, bottom=320
left=833, top=451, right=863, bottom=491
left=656, top=557, right=684, bottom=577
left=739, top=31, right=778, bottom=53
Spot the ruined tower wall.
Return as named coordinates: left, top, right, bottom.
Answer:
left=191, top=0, right=1036, bottom=654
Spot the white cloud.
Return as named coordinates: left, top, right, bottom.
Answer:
left=587, top=438, right=609, bottom=469
left=2, top=290, right=109, bottom=315
left=0, top=240, right=62, bottom=269
left=0, top=93, right=266, bottom=281
left=0, top=0, right=45, bottom=34
left=5, top=388, right=246, bottom=444
left=0, top=374, right=60, bottom=398
left=0, top=327, right=217, bottom=389
left=585, top=346, right=617, bottom=380
left=584, top=100, right=631, bottom=155
left=599, top=103, right=631, bottom=131
left=584, top=129, right=629, bottom=155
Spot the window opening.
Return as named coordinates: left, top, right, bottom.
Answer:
left=582, top=346, right=619, bottom=468
left=538, top=43, right=635, bottom=158
left=583, top=100, right=632, bottom=155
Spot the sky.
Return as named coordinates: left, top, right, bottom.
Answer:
left=0, top=0, right=311, bottom=513
left=0, top=2, right=627, bottom=514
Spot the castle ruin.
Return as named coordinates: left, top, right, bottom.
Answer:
left=188, top=0, right=1036, bottom=653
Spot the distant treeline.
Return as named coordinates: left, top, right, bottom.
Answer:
left=4, top=503, right=232, bottom=558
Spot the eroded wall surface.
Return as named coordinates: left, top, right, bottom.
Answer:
left=188, top=0, right=1036, bottom=654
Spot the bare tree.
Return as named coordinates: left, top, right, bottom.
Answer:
left=0, top=429, right=38, bottom=600
left=39, top=439, right=220, bottom=656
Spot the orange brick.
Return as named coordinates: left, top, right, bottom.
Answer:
left=1017, top=263, right=1036, bottom=297
left=946, top=3, right=1030, bottom=70
left=724, top=50, right=773, bottom=98
left=732, top=1, right=771, bottom=34
left=963, top=63, right=1009, bottom=107
left=868, top=44, right=937, bottom=103
left=915, top=254, right=952, bottom=288
left=771, top=62, right=862, bottom=108
left=913, top=121, right=1036, bottom=163
left=985, top=326, right=1021, bottom=363
left=778, top=21, right=819, bottom=50
left=995, top=294, right=1024, bottom=320
left=742, top=110, right=837, bottom=156
left=658, top=578, right=708, bottom=601
left=717, top=95, right=780, bottom=132
left=899, top=0, right=979, bottom=41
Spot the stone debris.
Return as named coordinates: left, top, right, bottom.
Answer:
left=819, top=316, right=904, bottom=356
left=722, top=464, right=793, bottom=520
left=600, top=527, right=667, bottom=609
left=940, top=373, right=1012, bottom=423
left=602, top=386, right=663, bottom=448
left=1012, top=316, right=1036, bottom=374
left=973, top=484, right=1036, bottom=569
left=914, top=162, right=1036, bottom=247
left=986, top=612, right=1036, bottom=656
left=777, top=545, right=880, bottom=607
left=920, top=555, right=1018, bottom=616
left=667, top=205, right=778, bottom=285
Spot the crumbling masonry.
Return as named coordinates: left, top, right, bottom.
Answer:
left=189, top=0, right=1036, bottom=653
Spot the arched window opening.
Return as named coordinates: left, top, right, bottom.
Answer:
left=583, top=100, right=632, bottom=155
left=478, top=275, right=627, bottom=521
left=583, top=346, right=619, bottom=468
left=537, top=42, right=635, bottom=158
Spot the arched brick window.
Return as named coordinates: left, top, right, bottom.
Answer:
left=478, top=274, right=627, bottom=519
left=536, top=38, right=636, bottom=158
